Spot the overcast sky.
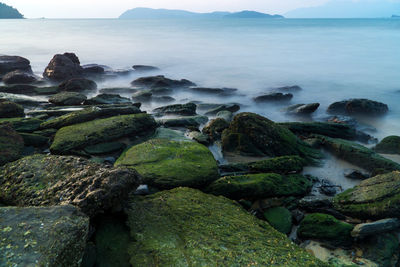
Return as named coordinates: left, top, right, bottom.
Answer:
left=2, top=0, right=330, bottom=18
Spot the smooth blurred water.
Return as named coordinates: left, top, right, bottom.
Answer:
left=1, top=18, right=400, bottom=139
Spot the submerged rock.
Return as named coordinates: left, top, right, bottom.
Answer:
left=84, top=93, right=131, bottom=105
left=152, top=103, right=196, bottom=116
left=0, top=55, right=32, bottom=76
left=158, top=115, right=208, bottom=128
left=2, top=70, right=37, bottom=84
left=204, top=103, right=240, bottom=116
left=374, top=135, right=400, bottom=154
left=115, top=139, right=218, bottom=189
left=49, top=92, right=87, bottom=106
left=276, top=85, right=302, bottom=92
left=189, top=87, right=237, bottom=96
left=0, top=154, right=140, bottom=217
left=0, top=205, right=88, bottom=267
left=285, top=103, right=320, bottom=115
left=254, top=93, right=293, bottom=103
left=58, top=78, right=97, bottom=92
left=263, top=207, right=293, bottom=235
left=131, top=90, right=152, bottom=102
left=132, top=65, right=159, bottom=72
left=0, top=100, right=24, bottom=118
left=131, top=75, right=195, bottom=89
left=125, top=187, right=327, bottom=266
left=43, top=53, right=83, bottom=81
left=0, top=124, right=24, bottom=166
left=327, top=99, right=388, bottom=116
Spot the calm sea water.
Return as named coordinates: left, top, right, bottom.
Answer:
left=1, top=18, right=400, bottom=139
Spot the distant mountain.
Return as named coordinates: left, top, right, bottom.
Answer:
left=285, top=0, right=400, bottom=18
left=119, top=8, right=283, bottom=19
left=393, top=15, right=400, bottom=18
left=0, top=2, right=23, bottom=19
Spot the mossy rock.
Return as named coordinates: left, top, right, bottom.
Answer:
left=115, top=139, right=219, bottom=189
left=0, top=205, right=89, bottom=267
left=318, top=135, right=400, bottom=173
left=0, top=124, right=24, bottom=165
left=0, top=117, right=42, bottom=132
left=20, top=132, right=49, bottom=147
left=0, top=100, right=24, bottom=118
left=125, top=187, right=328, bottom=266
left=49, top=91, right=87, bottom=106
left=374, top=135, right=400, bottom=154
left=205, top=173, right=312, bottom=200
left=333, top=171, right=400, bottom=219
left=298, top=213, right=354, bottom=247
left=202, top=118, right=229, bottom=141
left=360, top=233, right=399, bottom=267
left=263, top=207, right=293, bottom=234
left=50, top=114, right=156, bottom=155
left=84, top=142, right=126, bottom=155
left=222, top=112, right=321, bottom=162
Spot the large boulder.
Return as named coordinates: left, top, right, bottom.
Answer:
left=115, top=138, right=219, bottom=189
left=49, top=92, right=87, bottom=106
left=131, top=75, right=196, bottom=89
left=43, top=53, right=83, bottom=81
left=58, top=77, right=97, bottom=92
left=327, top=99, right=388, bottom=116
left=0, top=100, right=24, bottom=118
left=0, top=154, right=140, bottom=217
left=50, top=114, right=157, bottom=155
left=221, top=112, right=320, bottom=161
left=0, top=55, right=32, bottom=77
left=0, top=124, right=24, bottom=166
left=2, top=70, right=37, bottom=84
left=125, top=187, right=327, bottom=266
left=374, top=135, right=400, bottom=154
left=0, top=205, right=88, bottom=267
left=333, top=171, right=400, bottom=219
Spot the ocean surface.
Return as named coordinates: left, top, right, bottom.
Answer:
left=1, top=18, right=400, bottom=139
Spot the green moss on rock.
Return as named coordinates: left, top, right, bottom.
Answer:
left=126, top=187, right=328, bottom=266
left=0, top=124, right=24, bottom=165
left=360, top=233, right=399, bottom=267
left=374, top=135, right=400, bottom=154
left=0, top=117, right=42, bottom=132
left=0, top=100, right=24, bottom=118
left=115, top=138, right=219, bottom=189
left=263, top=207, right=293, bottom=234
left=20, top=132, right=49, bottom=147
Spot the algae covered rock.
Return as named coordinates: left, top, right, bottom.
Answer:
left=126, top=187, right=327, bottom=266
left=152, top=103, right=197, bottom=116
left=0, top=205, right=89, bottom=267
left=0, top=154, right=140, bottom=217
left=202, top=117, right=229, bottom=142
left=0, top=117, right=43, bottom=132
left=222, top=112, right=320, bottom=161
left=298, top=213, right=354, bottom=247
left=205, top=173, right=312, bottom=200
left=115, top=138, right=219, bottom=189
left=263, top=206, right=293, bottom=234
left=327, top=98, right=388, bottom=116
left=375, top=135, right=400, bottom=154
left=49, top=91, right=87, bottom=106
left=50, top=113, right=156, bottom=155
left=360, top=233, right=399, bottom=267
left=333, top=171, right=400, bottom=219
left=0, top=100, right=24, bottom=118
left=0, top=124, right=24, bottom=165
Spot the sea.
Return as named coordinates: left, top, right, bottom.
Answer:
left=1, top=18, right=400, bottom=140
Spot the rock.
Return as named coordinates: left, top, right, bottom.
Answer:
left=83, top=142, right=126, bottom=155
left=81, top=242, right=96, bottom=267
left=298, top=195, right=346, bottom=219
left=0, top=55, right=32, bottom=76
left=221, top=112, right=321, bottom=161
left=152, top=95, right=175, bottom=103
left=99, top=87, right=138, bottom=95
left=204, top=103, right=240, bottom=116
left=150, top=87, right=173, bottom=95
left=216, top=110, right=233, bottom=121
left=40, top=105, right=141, bottom=129
left=205, top=173, right=312, bottom=200
left=132, top=65, right=159, bottom=72
left=202, top=118, right=229, bottom=142
left=359, top=233, right=399, bottom=267
left=189, top=87, right=237, bottom=96
left=58, top=78, right=97, bottom=92
left=131, top=75, right=195, bottom=89
left=50, top=114, right=156, bottom=155
left=82, top=64, right=105, bottom=74
left=43, top=53, right=83, bottom=81
left=158, top=115, right=208, bottom=128
left=125, top=187, right=327, bottom=266
left=276, top=85, right=302, bottom=92
left=317, top=136, right=400, bottom=173
left=263, top=207, right=293, bottom=234
left=0, top=154, right=141, bottom=217
left=131, top=90, right=152, bottom=102
left=0, top=117, right=42, bottom=132
left=375, top=135, right=400, bottom=154
left=2, top=70, right=37, bottom=84
left=343, top=169, right=370, bottom=180
left=254, top=93, right=293, bottom=103
left=0, top=84, right=37, bottom=94
left=333, top=171, right=400, bottom=219
left=0, top=124, right=23, bottom=165
left=188, top=131, right=210, bottom=145
left=20, top=132, right=49, bottom=147
left=318, top=179, right=340, bottom=196
left=152, top=127, right=188, bottom=141
left=0, top=100, right=24, bottom=118
left=327, top=99, right=389, bottom=116
left=152, top=103, right=197, bottom=116
left=297, top=213, right=354, bottom=247
left=115, top=138, right=218, bottom=189
left=49, top=92, right=87, bottom=106
left=351, top=218, right=400, bottom=239
left=33, top=86, right=59, bottom=95
left=0, top=205, right=88, bottom=267
left=84, top=93, right=131, bottom=105
left=292, top=209, right=305, bottom=225
left=285, top=103, right=320, bottom=115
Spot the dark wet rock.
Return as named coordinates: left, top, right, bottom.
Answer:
left=333, top=171, right=400, bottom=219
left=81, top=242, right=96, bottom=267
left=327, top=99, right=389, bottom=116
left=254, top=93, right=293, bottom=103
left=202, top=118, right=229, bottom=142
left=83, top=142, right=126, bottom=155
left=0, top=117, right=42, bottom=132
left=298, top=196, right=346, bottom=219
left=285, top=103, right=320, bottom=115
left=2, top=70, right=37, bottom=84
left=132, top=75, right=195, bottom=89
left=0, top=154, right=141, bottom=217
left=375, top=135, right=400, bottom=154
left=153, top=103, right=196, bottom=116
left=20, top=132, right=49, bottom=147
left=317, top=135, right=400, bottom=173
left=58, top=78, right=97, bottom=92
left=152, top=95, right=175, bottom=103
left=359, top=233, right=399, bottom=267
left=158, top=115, right=208, bottom=128
left=205, top=173, right=312, bottom=200
left=276, top=85, right=302, bottom=92
left=33, top=86, right=59, bottom=95
left=49, top=92, right=87, bottom=106
left=298, top=213, right=354, bottom=247
left=0, top=205, right=88, bottom=267
left=82, top=64, right=105, bottom=75
left=84, top=93, right=131, bottom=105
left=99, top=87, right=138, bottom=95
left=292, top=209, right=305, bottom=224
left=50, top=113, right=156, bottom=155
left=189, top=87, right=237, bottom=96
left=0, top=124, right=24, bottom=165
left=204, top=103, right=240, bottom=116
left=221, top=112, right=321, bottom=162
left=0, top=55, right=32, bottom=76
left=43, top=53, right=83, bottom=81
left=263, top=207, right=293, bottom=234
left=132, top=65, right=159, bottom=72
left=343, top=169, right=370, bottom=180
left=216, top=110, right=233, bottom=121
left=150, top=87, right=173, bottom=95
left=131, top=90, right=152, bottom=102
left=0, top=100, right=24, bottom=118
left=351, top=218, right=400, bottom=239
left=0, top=84, right=37, bottom=94
left=115, top=138, right=218, bottom=189
left=40, top=105, right=141, bottom=130
left=188, top=131, right=210, bottom=145
left=318, top=179, right=340, bottom=196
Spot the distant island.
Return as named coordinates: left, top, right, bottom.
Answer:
left=119, top=8, right=283, bottom=19
left=393, top=15, right=400, bottom=18
left=0, top=2, right=23, bottom=19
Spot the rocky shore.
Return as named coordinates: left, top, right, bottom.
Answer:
left=1, top=53, right=400, bottom=266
